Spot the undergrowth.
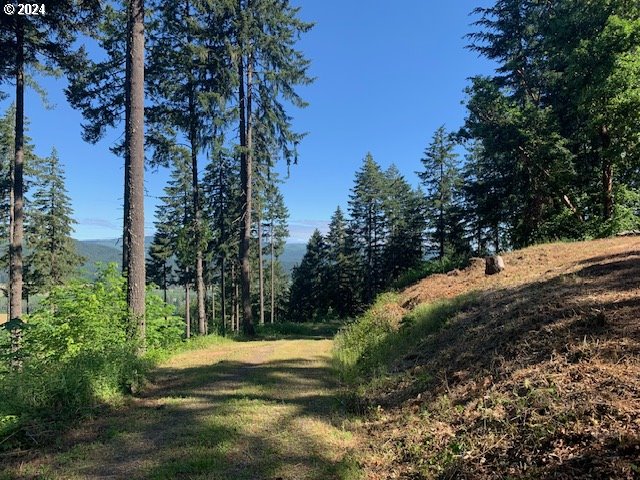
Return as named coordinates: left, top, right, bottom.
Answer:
left=392, top=255, right=470, bottom=290
left=334, top=291, right=476, bottom=385
left=0, top=264, right=232, bottom=450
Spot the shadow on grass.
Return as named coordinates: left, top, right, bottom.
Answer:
left=3, top=345, right=358, bottom=480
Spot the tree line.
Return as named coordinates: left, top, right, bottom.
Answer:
left=290, top=0, right=640, bottom=319
left=0, top=0, right=311, bottom=345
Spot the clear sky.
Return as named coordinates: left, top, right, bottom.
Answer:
left=1, top=1, right=495, bottom=242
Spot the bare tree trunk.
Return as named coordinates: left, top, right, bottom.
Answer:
left=270, top=221, right=275, bottom=324
left=238, top=0, right=255, bottom=336
left=220, top=258, right=226, bottom=335
left=258, top=217, right=264, bottom=325
left=186, top=0, right=207, bottom=336
left=185, top=282, right=191, bottom=339
left=214, top=285, right=216, bottom=333
left=231, top=263, right=236, bottom=332
left=8, top=111, right=14, bottom=319
left=600, top=125, right=614, bottom=221
left=602, top=160, right=614, bottom=221
left=10, top=16, right=24, bottom=326
left=218, top=157, right=227, bottom=336
left=125, top=0, right=146, bottom=346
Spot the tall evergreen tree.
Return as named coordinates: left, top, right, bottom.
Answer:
left=0, top=0, right=100, bottom=326
left=383, top=165, right=427, bottom=281
left=263, top=181, right=289, bottom=324
left=233, top=0, right=312, bottom=335
left=124, top=0, right=147, bottom=344
left=418, top=126, right=464, bottom=259
left=152, top=149, right=194, bottom=337
left=146, top=228, right=174, bottom=306
left=146, top=0, right=233, bottom=335
left=348, top=153, right=388, bottom=303
left=288, top=229, right=326, bottom=322
left=24, top=148, right=84, bottom=293
left=324, top=207, right=360, bottom=318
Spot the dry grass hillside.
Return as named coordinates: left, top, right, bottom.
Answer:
left=348, top=237, right=640, bottom=479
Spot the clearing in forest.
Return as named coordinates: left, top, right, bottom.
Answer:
left=2, top=336, right=359, bottom=480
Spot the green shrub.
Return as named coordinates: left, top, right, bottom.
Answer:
left=0, top=264, right=183, bottom=445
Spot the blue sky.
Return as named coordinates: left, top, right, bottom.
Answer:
left=1, top=1, right=495, bottom=242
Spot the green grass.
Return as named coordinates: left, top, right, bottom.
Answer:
left=334, top=292, right=476, bottom=384
left=255, top=321, right=346, bottom=340
left=392, top=255, right=470, bottom=290
left=2, top=339, right=360, bottom=480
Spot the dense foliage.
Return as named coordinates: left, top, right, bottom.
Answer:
left=288, top=155, right=427, bottom=320
left=0, top=264, right=183, bottom=443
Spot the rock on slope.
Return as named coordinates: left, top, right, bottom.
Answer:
left=354, top=238, right=640, bottom=479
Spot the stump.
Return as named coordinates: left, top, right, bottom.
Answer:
left=485, top=255, right=505, bottom=275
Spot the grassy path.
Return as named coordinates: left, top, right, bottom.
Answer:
left=3, top=337, right=359, bottom=480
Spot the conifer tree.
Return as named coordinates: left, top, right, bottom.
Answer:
left=203, top=142, right=241, bottom=335
left=146, top=229, right=174, bottom=305
left=24, top=148, right=83, bottom=294
left=233, top=0, right=312, bottom=335
left=288, top=229, right=326, bottom=322
left=263, top=181, right=289, bottom=324
left=324, top=207, right=360, bottom=318
left=348, top=154, right=387, bottom=303
left=419, top=127, right=464, bottom=259
left=152, top=149, right=194, bottom=337
left=146, top=0, right=233, bottom=335
left=382, top=165, right=427, bottom=281
left=0, top=0, right=100, bottom=326
left=0, top=106, right=39, bottom=310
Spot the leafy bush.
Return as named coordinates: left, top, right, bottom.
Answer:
left=0, top=264, right=184, bottom=445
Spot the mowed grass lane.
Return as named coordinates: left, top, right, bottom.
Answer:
left=3, top=337, right=359, bottom=480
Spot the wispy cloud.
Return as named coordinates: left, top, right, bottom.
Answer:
left=79, top=218, right=120, bottom=230
left=288, top=219, right=330, bottom=244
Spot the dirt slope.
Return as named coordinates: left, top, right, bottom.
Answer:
left=356, top=237, right=640, bottom=479
left=1, top=339, right=357, bottom=480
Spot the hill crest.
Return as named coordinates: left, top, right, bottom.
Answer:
left=342, top=237, right=640, bottom=479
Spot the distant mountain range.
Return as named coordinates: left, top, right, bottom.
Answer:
left=0, top=238, right=307, bottom=282
left=73, top=237, right=307, bottom=279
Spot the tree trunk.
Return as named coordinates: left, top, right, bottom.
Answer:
left=220, top=256, right=226, bottom=335
left=218, top=155, right=227, bottom=336
left=185, top=282, right=191, bottom=339
left=186, top=0, right=207, bottom=336
left=238, top=13, right=255, bottom=335
left=231, top=262, right=236, bottom=332
left=163, top=261, right=168, bottom=321
left=602, top=160, right=613, bottom=221
left=600, top=125, right=614, bottom=221
left=125, top=0, right=146, bottom=346
left=214, top=285, right=216, bottom=333
left=270, top=221, right=275, bottom=324
left=192, top=148, right=206, bottom=335
left=10, top=16, right=24, bottom=325
left=258, top=217, right=264, bottom=325
left=439, top=159, right=445, bottom=261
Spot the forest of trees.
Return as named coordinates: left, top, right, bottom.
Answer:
left=289, top=0, right=640, bottom=320
left=0, top=0, right=311, bottom=347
